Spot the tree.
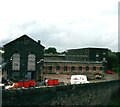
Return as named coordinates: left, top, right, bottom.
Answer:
left=61, top=51, right=67, bottom=55
left=107, top=51, right=118, bottom=70
left=44, top=47, right=57, bottom=54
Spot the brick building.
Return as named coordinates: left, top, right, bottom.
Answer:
left=66, top=47, right=108, bottom=62
left=43, top=47, right=108, bottom=74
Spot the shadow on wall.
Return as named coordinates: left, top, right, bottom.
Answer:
left=2, top=80, right=120, bottom=106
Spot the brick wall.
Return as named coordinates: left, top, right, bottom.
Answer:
left=44, top=62, right=103, bottom=74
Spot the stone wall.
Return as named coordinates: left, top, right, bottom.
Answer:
left=2, top=80, right=120, bottom=106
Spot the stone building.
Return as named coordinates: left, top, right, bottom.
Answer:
left=3, top=35, right=44, bottom=81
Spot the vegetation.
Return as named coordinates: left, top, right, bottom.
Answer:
left=44, top=47, right=67, bottom=55
left=107, top=50, right=118, bottom=70
left=107, top=50, right=120, bottom=73
left=44, top=47, right=57, bottom=54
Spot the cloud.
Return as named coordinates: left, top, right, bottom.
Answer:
left=0, top=0, right=118, bottom=52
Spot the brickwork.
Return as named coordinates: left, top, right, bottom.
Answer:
left=43, top=62, right=103, bottom=74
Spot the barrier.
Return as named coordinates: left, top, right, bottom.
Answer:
left=47, top=80, right=54, bottom=86
left=18, top=81, right=23, bottom=87
left=17, top=80, right=36, bottom=88
left=29, top=80, right=36, bottom=87
left=47, top=79, right=59, bottom=86
left=23, top=81, right=30, bottom=88
left=53, top=79, right=58, bottom=85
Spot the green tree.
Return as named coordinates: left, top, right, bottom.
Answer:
left=61, top=51, right=67, bottom=55
left=107, top=51, right=118, bottom=70
left=44, top=47, right=57, bottom=54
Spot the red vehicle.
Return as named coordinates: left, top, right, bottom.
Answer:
left=106, top=70, right=115, bottom=74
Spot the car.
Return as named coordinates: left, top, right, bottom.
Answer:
left=95, top=74, right=102, bottom=79
left=106, top=70, right=115, bottom=74
left=94, top=73, right=103, bottom=79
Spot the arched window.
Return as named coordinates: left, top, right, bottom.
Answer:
left=93, top=66, right=96, bottom=71
left=48, top=66, right=52, bottom=70
left=79, top=66, right=82, bottom=71
left=64, top=66, right=67, bottom=71
left=56, top=65, right=60, bottom=70
left=28, top=54, right=36, bottom=71
left=99, top=67, right=103, bottom=71
left=71, top=66, right=75, bottom=71
left=86, top=66, right=89, bottom=71
left=12, top=53, right=20, bottom=70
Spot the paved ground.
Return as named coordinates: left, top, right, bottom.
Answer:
left=43, top=73, right=119, bottom=84
left=0, top=70, right=119, bottom=84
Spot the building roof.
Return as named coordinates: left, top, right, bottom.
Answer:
left=67, top=47, right=108, bottom=51
left=3, top=34, right=45, bottom=48
left=44, top=54, right=66, bottom=57
left=44, top=60, right=102, bottom=64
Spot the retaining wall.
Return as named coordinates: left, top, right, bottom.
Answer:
left=2, top=80, right=120, bottom=106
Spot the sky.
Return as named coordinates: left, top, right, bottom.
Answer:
left=0, top=0, right=119, bottom=52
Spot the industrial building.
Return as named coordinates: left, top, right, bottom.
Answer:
left=43, top=48, right=108, bottom=74
left=2, top=35, right=44, bottom=81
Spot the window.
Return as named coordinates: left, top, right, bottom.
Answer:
left=86, top=66, right=89, bottom=71
left=93, top=66, right=96, bottom=71
left=28, top=54, right=36, bottom=71
left=56, top=66, right=60, bottom=70
left=12, top=53, right=20, bottom=70
left=71, top=66, right=75, bottom=71
left=99, top=67, right=103, bottom=71
left=48, top=66, right=52, bottom=70
left=79, top=66, right=82, bottom=71
left=64, top=66, right=67, bottom=71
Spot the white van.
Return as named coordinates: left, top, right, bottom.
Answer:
left=70, top=75, right=89, bottom=84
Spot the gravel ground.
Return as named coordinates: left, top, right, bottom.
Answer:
left=43, top=73, right=119, bottom=84
left=0, top=71, right=119, bottom=84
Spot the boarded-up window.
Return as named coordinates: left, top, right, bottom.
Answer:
left=28, top=54, right=36, bottom=71
left=12, top=53, right=20, bottom=70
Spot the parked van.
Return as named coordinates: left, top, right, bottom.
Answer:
left=70, top=75, right=89, bottom=84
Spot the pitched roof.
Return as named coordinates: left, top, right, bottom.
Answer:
left=4, top=34, right=45, bottom=48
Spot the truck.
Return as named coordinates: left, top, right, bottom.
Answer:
left=70, top=75, right=89, bottom=84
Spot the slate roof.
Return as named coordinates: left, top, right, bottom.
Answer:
left=4, top=34, right=45, bottom=48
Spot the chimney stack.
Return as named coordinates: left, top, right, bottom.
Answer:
left=38, top=40, right=41, bottom=44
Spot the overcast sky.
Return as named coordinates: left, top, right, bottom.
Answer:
left=0, top=0, right=119, bottom=52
